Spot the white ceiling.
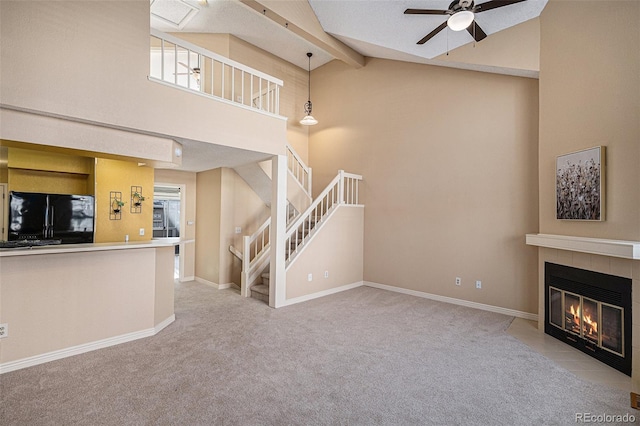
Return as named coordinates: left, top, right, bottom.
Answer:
left=308, top=0, right=547, bottom=60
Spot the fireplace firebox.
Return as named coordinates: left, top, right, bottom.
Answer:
left=545, top=262, right=631, bottom=376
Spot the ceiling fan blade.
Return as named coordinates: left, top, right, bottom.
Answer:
left=466, top=21, right=488, bottom=42
left=474, top=0, right=527, bottom=13
left=405, top=8, right=449, bottom=15
left=417, top=21, right=448, bottom=45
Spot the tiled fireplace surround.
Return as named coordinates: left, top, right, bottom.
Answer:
left=527, top=234, right=640, bottom=394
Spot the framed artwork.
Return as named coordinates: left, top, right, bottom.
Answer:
left=556, top=146, right=605, bottom=221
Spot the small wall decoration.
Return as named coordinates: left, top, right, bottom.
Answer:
left=556, top=146, right=605, bottom=221
left=131, top=186, right=144, bottom=214
left=110, top=191, right=124, bottom=220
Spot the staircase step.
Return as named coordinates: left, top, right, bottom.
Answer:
left=252, top=283, right=269, bottom=295
left=250, top=284, right=269, bottom=304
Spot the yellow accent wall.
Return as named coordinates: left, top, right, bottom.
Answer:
left=7, top=147, right=94, bottom=194
left=94, top=158, right=153, bottom=243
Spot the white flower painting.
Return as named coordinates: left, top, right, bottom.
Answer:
left=556, top=146, right=605, bottom=221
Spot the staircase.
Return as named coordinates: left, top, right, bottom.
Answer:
left=229, top=147, right=362, bottom=303
left=250, top=272, right=270, bottom=303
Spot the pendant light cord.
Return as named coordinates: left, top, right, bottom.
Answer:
left=304, top=52, right=313, bottom=115
left=307, top=52, right=312, bottom=103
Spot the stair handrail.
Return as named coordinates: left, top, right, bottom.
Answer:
left=285, top=170, right=362, bottom=262
left=286, top=144, right=312, bottom=196
left=242, top=217, right=271, bottom=274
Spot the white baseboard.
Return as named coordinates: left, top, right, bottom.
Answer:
left=181, top=275, right=195, bottom=282
left=155, top=314, right=176, bottom=333
left=364, top=281, right=538, bottom=321
left=0, top=314, right=176, bottom=375
left=281, top=281, right=364, bottom=307
left=195, top=276, right=232, bottom=290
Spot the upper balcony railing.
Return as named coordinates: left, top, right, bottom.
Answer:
left=149, top=29, right=283, bottom=117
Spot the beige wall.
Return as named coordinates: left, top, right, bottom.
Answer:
left=0, top=1, right=287, bottom=160
left=286, top=206, right=364, bottom=300
left=309, top=58, right=539, bottom=314
left=0, top=248, right=171, bottom=365
left=435, top=18, right=540, bottom=74
left=228, top=36, right=310, bottom=163
left=539, top=0, right=640, bottom=240
left=223, top=168, right=271, bottom=286
left=154, top=246, right=176, bottom=325
left=154, top=169, right=197, bottom=280
left=195, top=168, right=223, bottom=284
left=195, top=167, right=269, bottom=286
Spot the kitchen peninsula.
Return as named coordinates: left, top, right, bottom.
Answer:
left=0, top=239, right=180, bottom=373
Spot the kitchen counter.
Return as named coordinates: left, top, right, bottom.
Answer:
left=0, top=239, right=182, bottom=373
left=0, top=238, right=192, bottom=257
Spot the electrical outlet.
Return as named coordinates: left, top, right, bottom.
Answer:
left=307, top=273, right=313, bottom=282
left=455, top=277, right=461, bottom=286
left=324, top=271, right=329, bottom=278
left=476, top=280, right=482, bottom=289
left=235, top=227, right=242, bottom=234
left=139, top=228, right=145, bottom=236
left=0, top=323, right=8, bottom=338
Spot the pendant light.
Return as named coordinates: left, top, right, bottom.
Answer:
left=300, top=52, right=318, bottom=126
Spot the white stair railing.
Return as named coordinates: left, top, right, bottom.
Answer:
left=240, top=218, right=271, bottom=296
left=286, top=144, right=312, bottom=196
left=150, top=29, right=283, bottom=117
left=238, top=200, right=300, bottom=296
left=285, top=170, right=362, bottom=266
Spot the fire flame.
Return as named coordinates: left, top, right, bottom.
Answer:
left=570, top=304, right=598, bottom=334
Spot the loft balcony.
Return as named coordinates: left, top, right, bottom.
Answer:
left=149, top=29, right=283, bottom=119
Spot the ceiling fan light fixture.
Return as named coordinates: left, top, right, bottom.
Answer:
left=447, top=10, right=474, bottom=31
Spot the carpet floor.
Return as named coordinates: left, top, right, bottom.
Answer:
left=0, top=282, right=634, bottom=425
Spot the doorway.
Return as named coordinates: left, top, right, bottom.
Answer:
left=154, top=185, right=182, bottom=280
left=1, top=183, right=7, bottom=240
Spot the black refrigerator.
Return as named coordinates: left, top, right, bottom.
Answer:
left=8, top=191, right=95, bottom=244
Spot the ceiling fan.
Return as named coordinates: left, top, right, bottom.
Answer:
left=405, top=0, right=527, bottom=45
left=176, top=61, right=201, bottom=82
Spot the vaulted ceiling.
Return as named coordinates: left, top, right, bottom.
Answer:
left=149, top=0, right=547, bottom=171
left=151, top=0, right=547, bottom=75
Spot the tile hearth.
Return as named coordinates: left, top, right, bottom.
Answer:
left=508, top=318, right=630, bottom=392
left=526, top=233, right=640, bottom=395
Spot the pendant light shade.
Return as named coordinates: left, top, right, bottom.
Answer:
left=300, top=52, right=318, bottom=126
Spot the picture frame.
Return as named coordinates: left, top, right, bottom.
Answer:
left=556, top=146, right=605, bottom=221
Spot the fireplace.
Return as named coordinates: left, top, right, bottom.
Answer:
left=545, top=262, right=631, bottom=376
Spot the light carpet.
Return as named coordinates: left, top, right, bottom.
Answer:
left=0, top=282, right=634, bottom=425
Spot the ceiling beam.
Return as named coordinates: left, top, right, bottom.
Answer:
left=238, top=0, right=365, bottom=68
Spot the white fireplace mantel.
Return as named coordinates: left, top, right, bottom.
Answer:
left=526, top=234, right=640, bottom=260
